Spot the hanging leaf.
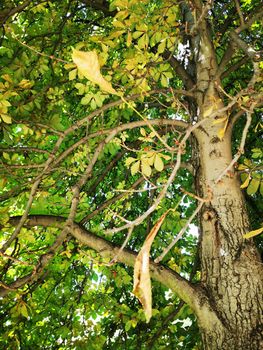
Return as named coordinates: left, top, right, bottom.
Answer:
left=72, top=49, right=119, bottom=95
left=243, top=226, right=263, bottom=239
left=240, top=174, right=250, bottom=189
left=217, top=117, right=229, bottom=140
left=133, top=210, right=171, bottom=323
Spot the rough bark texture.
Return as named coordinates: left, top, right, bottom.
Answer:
left=190, top=8, right=263, bottom=345
left=196, top=125, right=263, bottom=349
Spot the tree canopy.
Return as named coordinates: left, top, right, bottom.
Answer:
left=0, top=0, right=262, bottom=349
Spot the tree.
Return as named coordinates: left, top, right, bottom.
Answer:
left=0, top=0, right=262, bottom=349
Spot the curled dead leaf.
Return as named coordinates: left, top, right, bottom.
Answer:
left=133, top=209, right=171, bottom=322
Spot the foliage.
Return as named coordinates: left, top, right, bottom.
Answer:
left=0, top=0, right=262, bottom=349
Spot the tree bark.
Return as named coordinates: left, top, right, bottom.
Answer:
left=186, top=4, right=263, bottom=346
left=194, top=99, right=263, bottom=350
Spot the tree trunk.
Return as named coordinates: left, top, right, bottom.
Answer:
left=195, top=119, right=263, bottom=349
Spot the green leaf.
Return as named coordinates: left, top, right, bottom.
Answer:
left=125, top=320, right=132, bottom=332
left=247, top=178, right=260, bottom=195
left=2, top=152, right=10, bottom=160
left=81, top=94, right=92, bottom=105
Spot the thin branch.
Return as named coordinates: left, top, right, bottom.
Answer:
left=154, top=200, right=205, bottom=264
left=148, top=301, right=185, bottom=349
left=8, top=27, right=70, bottom=64
left=236, top=5, right=263, bottom=34
left=108, top=226, right=135, bottom=265
left=166, top=55, right=195, bottom=90
left=0, top=228, right=68, bottom=298
left=221, top=56, right=248, bottom=80
left=0, top=147, right=50, bottom=155
left=0, top=252, right=32, bottom=267
left=85, top=150, right=125, bottom=196
left=52, top=119, right=188, bottom=170
left=189, top=0, right=213, bottom=36
left=234, top=0, right=244, bottom=26
left=104, top=118, right=206, bottom=235
left=80, top=162, right=193, bottom=224
left=215, top=107, right=253, bottom=183
left=229, top=31, right=259, bottom=61
left=62, top=133, right=116, bottom=236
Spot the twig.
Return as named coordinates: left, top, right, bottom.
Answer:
left=180, top=187, right=212, bottom=202
left=121, top=96, right=177, bottom=152
left=104, top=118, right=207, bottom=235
left=190, top=0, right=213, bottom=36
left=0, top=252, right=32, bottom=266
left=234, top=0, right=244, bottom=26
left=113, top=185, right=162, bottom=193
left=7, top=26, right=70, bottom=64
left=108, top=226, right=135, bottom=265
left=154, top=201, right=204, bottom=263
left=215, top=107, right=254, bottom=183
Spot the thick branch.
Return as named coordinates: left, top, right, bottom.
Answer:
left=5, top=215, right=214, bottom=324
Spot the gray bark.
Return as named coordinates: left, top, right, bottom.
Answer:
left=196, top=127, right=263, bottom=349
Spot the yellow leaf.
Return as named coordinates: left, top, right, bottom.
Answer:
left=125, top=157, right=136, bottom=167
left=2, top=74, right=12, bottom=83
left=131, top=160, right=140, bottom=175
left=240, top=174, right=250, bottom=189
left=127, top=31, right=132, bottom=47
left=19, top=303, right=29, bottom=319
left=140, top=128, right=146, bottom=136
left=146, top=154, right=155, bottom=166
left=72, top=49, right=119, bottom=95
left=217, top=117, right=229, bottom=140
left=154, top=154, right=164, bottom=171
left=1, top=114, right=12, bottom=124
left=69, top=68, right=77, bottom=81
left=157, top=40, right=166, bottom=54
left=243, top=226, right=263, bottom=239
left=218, top=128, right=225, bottom=139
left=141, top=158, right=152, bottom=177
left=18, top=79, right=33, bottom=89
left=133, top=210, right=171, bottom=323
